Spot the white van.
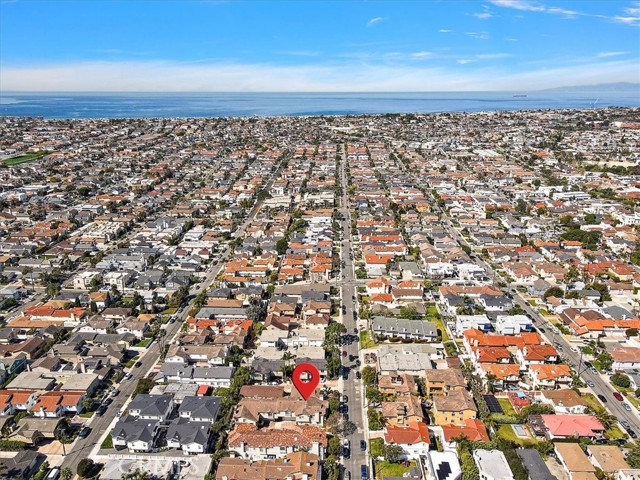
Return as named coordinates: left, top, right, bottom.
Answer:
left=46, top=468, right=61, bottom=480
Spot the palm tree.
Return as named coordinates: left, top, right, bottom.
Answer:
left=594, top=409, right=616, bottom=430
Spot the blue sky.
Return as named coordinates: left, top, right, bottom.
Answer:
left=1, top=0, right=638, bottom=91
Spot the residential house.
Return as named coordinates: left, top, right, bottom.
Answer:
left=383, top=421, right=430, bottom=460
left=432, top=390, right=477, bottom=426
left=166, top=417, right=212, bottom=454
left=227, top=423, right=327, bottom=460
left=112, top=415, right=161, bottom=453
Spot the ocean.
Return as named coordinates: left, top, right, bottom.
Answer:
left=0, top=91, right=638, bottom=119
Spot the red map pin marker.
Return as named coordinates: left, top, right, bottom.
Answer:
left=292, top=362, right=320, bottom=400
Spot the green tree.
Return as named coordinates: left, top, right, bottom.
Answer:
left=327, top=436, right=342, bottom=457
left=365, top=386, right=383, bottom=406
left=626, top=328, right=638, bottom=337
left=367, top=407, right=384, bottom=430
left=121, top=468, right=152, bottom=480
left=543, top=286, right=564, bottom=300
left=626, top=442, right=640, bottom=468
left=77, top=459, right=97, bottom=478
left=382, top=444, right=405, bottom=463
left=595, top=351, right=613, bottom=372
left=398, top=305, right=422, bottom=320
left=361, top=366, right=377, bottom=387
left=276, top=238, right=289, bottom=255
left=611, top=372, right=631, bottom=388
left=61, top=467, right=73, bottom=480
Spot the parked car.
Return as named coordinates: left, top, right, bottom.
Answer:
left=78, top=426, right=91, bottom=439
left=342, top=394, right=348, bottom=403
left=629, top=429, right=638, bottom=439
left=621, top=420, right=631, bottom=429
left=614, top=392, right=624, bottom=401
left=134, top=361, right=143, bottom=368
left=96, top=405, right=108, bottom=416
left=360, top=440, right=367, bottom=451
left=623, top=402, right=632, bottom=411
left=597, top=394, right=607, bottom=403
left=345, top=472, right=351, bottom=480
left=355, top=371, right=361, bottom=379
left=589, top=367, right=599, bottom=375
left=46, top=468, right=60, bottom=480
left=124, top=373, right=133, bottom=380
left=586, top=381, right=595, bottom=388
left=361, top=465, right=368, bottom=480
left=342, top=350, right=347, bottom=357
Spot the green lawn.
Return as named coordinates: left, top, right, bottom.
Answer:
left=432, top=316, right=450, bottom=342
left=497, top=424, right=519, bottom=442
left=360, top=331, right=376, bottom=349
left=580, top=393, right=605, bottom=412
left=78, top=411, right=94, bottom=418
left=100, top=433, right=113, bottom=449
left=3, top=150, right=52, bottom=165
left=498, top=398, right=516, bottom=416
left=163, top=307, right=178, bottom=314
left=528, top=299, right=537, bottom=306
left=375, top=461, right=415, bottom=480
left=607, top=424, right=627, bottom=440
left=425, top=303, right=439, bottom=316
left=135, top=338, right=151, bottom=348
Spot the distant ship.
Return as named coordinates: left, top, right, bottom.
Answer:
left=513, top=94, right=527, bottom=98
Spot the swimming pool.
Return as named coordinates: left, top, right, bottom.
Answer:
left=513, top=425, right=527, bottom=437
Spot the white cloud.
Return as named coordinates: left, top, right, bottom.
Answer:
left=1, top=59, right=638, bottom=92
left=475, top=53, right=513, bottom=59
left=489, top=0, right=545, bottom=12
left=466, top=31, right=490, bottom=40
left=366, top=17, right=384, bottom=27
left=411, top=51, right=433, bottom=58
left=595, top=51, right=629, bottom=58
left=438, top=29, right=452, bottom=33
left=491, top=0, right=639, bottom=25
left=473, top=12, right=493, bottom=19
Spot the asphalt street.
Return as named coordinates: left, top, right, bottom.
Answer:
left=338, top=156, right=369, bottom=480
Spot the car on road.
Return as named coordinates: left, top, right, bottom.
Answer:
left=621, top=420, right=631, bottom=429
left=629, top=429, right=638, bottom=439
left=590, top=367, right=598, bottom=375
left=342, top=394, right=348, bottom=403
left=597, top=394, right=607, bottom=403
left=46, top=468, right=61, bottom=480
left=78, top=426, right=91, bottom=439
left=586, top=381, right=595, bottom=388
left=355, top=359, right=361, bottom=367
left=340, top=404, right=348, bottom=414
left=570, top=346, right=579, bottom=352
left=116, top=410, right=123, bottom=418
left=613, top=392, right=624, bottom=401
left=342, top=305, right=347, bottom=314
left=96, top=405, right=108, bottom=416
left=355, top=371, right=361, bottom=379
left=360, top=440, right=366, bottom=451
left=342, top=350, right=347, bottom=357
left=584, top=361, right=593, bottom=368
left=361, top=465, right=368, bottom=480
left=538, top=327, right=545, bottom=333
left=556, top=345, right=563, bottom=352
left=343, top=439, right=350, bottom=458
left=134, top=361, right=143, bottom=368
left=124, top=373, right=133, bottom=380
left=345, top=472, right=351, bottom=480
left=623, top=402, right=632, bottom=411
